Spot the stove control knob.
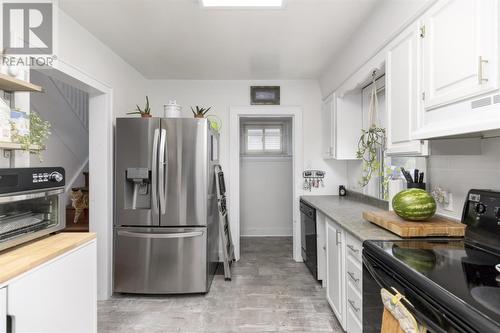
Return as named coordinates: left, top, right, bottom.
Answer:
left=495, top=207, right=500, bottom=219
left=49, top=171, right=63, bottom=183
left=475, top=203, right=487, bottom=215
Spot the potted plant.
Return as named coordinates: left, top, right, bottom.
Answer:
left=356, top=71, right=387, bottom=193
left=128, top=96, right=151, bottom=118
left=191, top=106, right=211, bottom=119
left=10, top=111, right=51, bottom=162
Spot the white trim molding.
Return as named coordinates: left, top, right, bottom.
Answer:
left=229, top=106, right=303, bottom=262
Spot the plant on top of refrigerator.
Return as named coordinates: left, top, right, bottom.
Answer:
left=191, top=106, right=211, bottom=118
left=128, top=96, right=151, bottom=117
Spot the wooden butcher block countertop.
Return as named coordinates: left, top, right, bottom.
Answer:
left=0, top=232, right=96, bottom=285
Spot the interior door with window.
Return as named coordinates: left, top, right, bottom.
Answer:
left=422, top=0, right=498, bottom=109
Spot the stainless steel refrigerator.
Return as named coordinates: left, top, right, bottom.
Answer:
left=113, top=117, right=220, bottom=294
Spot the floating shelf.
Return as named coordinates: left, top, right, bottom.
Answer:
left=0, top=142, right=42, bottom=150
left=0, top=73, right=43, bottom=92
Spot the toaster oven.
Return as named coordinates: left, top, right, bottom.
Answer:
left=0, top=167, right=65, bottom=252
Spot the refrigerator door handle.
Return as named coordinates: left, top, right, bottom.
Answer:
left=117, top=230, right=204, bottom=239
left=159, top=129, right=167, bottom=215
left=151, top=128, right=160, bottom=214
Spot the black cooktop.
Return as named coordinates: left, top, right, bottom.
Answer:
left=367, top=238, right=500, bottom=327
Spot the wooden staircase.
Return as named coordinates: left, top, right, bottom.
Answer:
left=64, top=172, right=89, bottom=232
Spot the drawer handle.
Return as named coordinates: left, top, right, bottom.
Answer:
left=347, top=271, right=359, bottom=283
left=347, top=244, right=359, bottom=253
left=117, top=230, right=204, bottom=239
left=348, top=299, right=360, bottom=312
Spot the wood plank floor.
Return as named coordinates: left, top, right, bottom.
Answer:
left=99, top=237, right=341, bottom=332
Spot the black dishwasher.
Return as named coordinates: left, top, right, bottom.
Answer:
left=300, top=200, right=318, bottom=280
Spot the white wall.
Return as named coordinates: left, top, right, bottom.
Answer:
left=56, top=8, right=148, bottom=300
left=428, top=137, right=500, bottom=219
left=240, top=157, right=293, bottom=236
left=319, top=0, right=432, bottom=97
left=146, top=80, right=348, bottom=196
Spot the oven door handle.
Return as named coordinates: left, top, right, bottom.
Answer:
left=362, top=253, right=448, bottom=333
left=0, top=188, right=64, bottom=204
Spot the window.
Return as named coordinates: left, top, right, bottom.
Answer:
left=243, top=125, right=284, bottom=154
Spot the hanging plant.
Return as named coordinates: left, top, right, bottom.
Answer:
left=10, top=111, right=51, bottom=162
left=356, top=125, right=385, bottom=187
left=356, top=71, right=386, bottom=188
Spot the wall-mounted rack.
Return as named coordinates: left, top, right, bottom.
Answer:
left=303, top=170, right=325, bottom=191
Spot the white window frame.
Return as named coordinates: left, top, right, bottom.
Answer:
left=242, top=123, right=285, bottom=155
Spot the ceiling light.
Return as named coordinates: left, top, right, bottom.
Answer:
left=200, top=0, right=285, bottom=8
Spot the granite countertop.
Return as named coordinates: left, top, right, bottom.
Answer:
left=300, top=195, right=401, bottom=242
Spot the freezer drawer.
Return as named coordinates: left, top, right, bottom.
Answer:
left=113, top=227, right=207, bottom=294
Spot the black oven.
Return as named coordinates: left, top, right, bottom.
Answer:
left=362, top=239, right=500, bottom=333
left=300, top=200, right=318, bottom=280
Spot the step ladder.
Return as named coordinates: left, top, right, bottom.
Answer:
left=215, top=164, right=235, bottom=281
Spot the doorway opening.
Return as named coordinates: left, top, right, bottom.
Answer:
left=239, top=117, right=293, bottom=245
left=229, top=107, right=303, bottom=262
left=32, top=63, right=113, bottom=300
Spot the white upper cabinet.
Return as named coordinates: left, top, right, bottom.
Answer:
left=386, top=22, right=428, bottom=156
left=322, top=94, right=335, bottom=159
left=322, top=92, right=362, bottom=160
left=422, top=0, right=498, bottom=109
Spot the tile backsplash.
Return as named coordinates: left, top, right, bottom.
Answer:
left=428, top=137, right=500, bottom=219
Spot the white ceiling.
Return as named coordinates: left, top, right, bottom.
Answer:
left=59, top=0, right=380, bottom=80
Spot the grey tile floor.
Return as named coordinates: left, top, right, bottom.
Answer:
left=99, top=237, right=341, bottom=332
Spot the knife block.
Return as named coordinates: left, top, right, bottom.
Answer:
left=407, top=182, right=426, bottom=190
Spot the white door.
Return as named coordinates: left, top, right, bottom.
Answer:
left=7, top=241, right=97, bottom=333
left=326, top=219, right=345, bottom=328
left=0, top=288, right=6, bottom=333
left=422, top=0, right=498, bottom=109
left=322, top=95, right=334, bottom=159
left=386, top=23, right=428, bottom=156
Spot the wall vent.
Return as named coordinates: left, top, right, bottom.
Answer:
left=493, top=94, right=500, bottom=104
left=471, top=97, right=491, bottom=109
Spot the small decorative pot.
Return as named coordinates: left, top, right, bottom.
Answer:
left=141, top=113, right=152, bottom=118
left=194, top=114, right=205, bottom=119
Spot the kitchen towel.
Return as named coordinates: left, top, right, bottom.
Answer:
left=380, top=288, right=427, bottom=333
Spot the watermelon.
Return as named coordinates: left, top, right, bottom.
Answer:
left=392, top=189, right=436, bottom=221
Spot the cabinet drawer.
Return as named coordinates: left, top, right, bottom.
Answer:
left=346, top=254, right=362, bottom=293
left=346, top=233, right=362, bottom=262
left=347, top=278, right=363, bottom=323
left=346, top=300, right=363, bottom=333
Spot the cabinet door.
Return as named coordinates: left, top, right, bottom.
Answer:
left=316, top=213, right=326, bottom=283
left=335, top=92, right=363, bottom=160
left=322, top=95, right=334, bottom=159
left=386, top=23, right=428, bottom=156
left=422, top=0, right=498, bottom=109
left=0, top=288, right=6, bottom=333
left=7, top=241, right=97, bottom=333
left=326, top=220, right=345, bottom=329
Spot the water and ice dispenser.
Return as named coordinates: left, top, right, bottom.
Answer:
left=124, top=167, right=151, bottom=209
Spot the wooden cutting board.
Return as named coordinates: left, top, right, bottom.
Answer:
left=363, top=211, right=465, bottom=238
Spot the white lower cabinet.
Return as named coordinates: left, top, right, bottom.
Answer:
left=325, top=218, right=364, bottom=333
left=6, top=240, right=97, bottom=333
left=326, top=218, right=346, bottom=329
left=316, top=212, right=327, bottom=285
left=0, top=288, right=6, bottom=333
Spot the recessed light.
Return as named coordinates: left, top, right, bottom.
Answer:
left=200, top=0, right=285, bottom=8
